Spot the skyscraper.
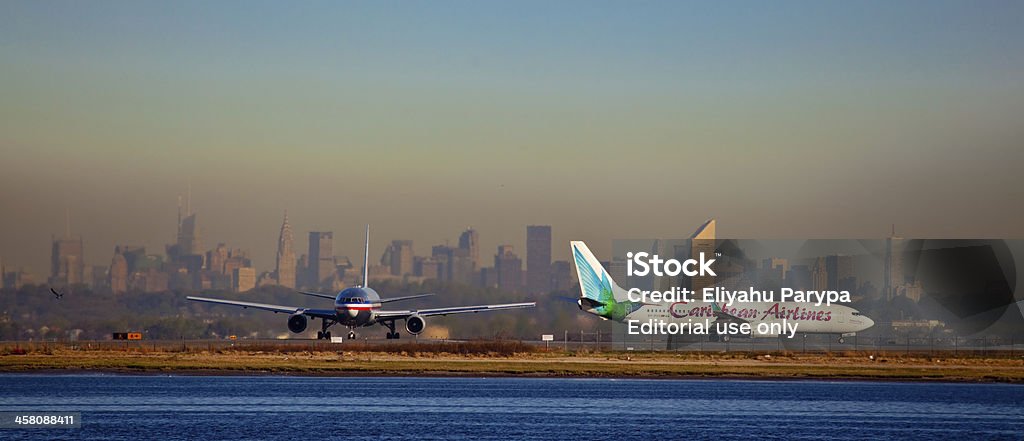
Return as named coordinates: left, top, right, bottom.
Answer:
left=50, top=212, right=84, bottom=285
left=825, top=254, right=854, bottom=291
left=883, top=225, right=903, bottom=302
left=812, top=257, right=828, bottom=291
left=308, top=232, right=334, bottom=287
left=389, top=240, right=414, bottom=276
left=458, top=228, right=479, bottom=270
left=687, top=219, right=716, bottom=293
left=526, top=225, right=552, bottom=293
left=275, top=211, right=296, bottom=288
left=495, top=245, right=522, bottom=292
left=109, top=250, right=128, bottom=294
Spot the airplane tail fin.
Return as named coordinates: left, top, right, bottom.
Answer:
left=570, top=241, right=621, bottom=305
left=361, top=224, right=370, bottom=288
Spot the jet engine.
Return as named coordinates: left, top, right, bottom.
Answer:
left=287, top=314, right=308, bottom=334
left=406, top=315, right=426, bottom=335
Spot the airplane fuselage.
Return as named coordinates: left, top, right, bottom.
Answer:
left=583, top=300, right=874, bottom=336
left=333, top=287, right=382, bottom=327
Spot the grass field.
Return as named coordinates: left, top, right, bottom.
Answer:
left=2, top=341, right=1023, bottom=383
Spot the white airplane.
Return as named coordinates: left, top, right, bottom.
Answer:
left=571, top=241, right=874, bottom=343
left=188, top=226, right=535, bottom=340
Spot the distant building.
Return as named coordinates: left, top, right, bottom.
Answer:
left=50, top=234, right=85, bottom=286
left=131, top=268, right=169, bottom=293
left=388, top=240, right=414, bottom=276
left=901, top=280, right=925, bottom=303
left=825, top=255, right=855, bottom=291
left=448, top=247, right=473, bottom=285
left=495, top=245, right=522, bottom=292
left=274, top=212, right=296, bottom=288
left=551, top=260, right=574, bottom=291
left=681, top=219, right=715, bottom=293
left=458, top=228, right=479, bottom=271
left=207, top=243, right=230, bottom=274
left=308, top=232, right=334, bottom=288
left=3, top=267, right=35, bottom=289
left=811, top=257, right=828, bottom=291
left=762, top=257, right=789, bottom=280
left=431, top=245, right=451, bottom=282
left=430, top=245, right=472, bottom=285
left=233, top=267, right=256, bottom=292
left=415, top=256, right=442, bottom=280
left=526, top=225, right=552, bottom=293
left=109, top=251, right=128, bottom=294
left=883, top=226, right=904, bottom=301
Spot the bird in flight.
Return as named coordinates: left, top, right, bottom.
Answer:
left=50, top=288, right=64, bottom=299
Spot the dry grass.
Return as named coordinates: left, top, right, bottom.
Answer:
left=1, top=344, right=1022, bottom=383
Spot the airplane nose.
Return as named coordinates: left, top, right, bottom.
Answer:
left=863, top=317, right=875, bottom=330
left=346, top=308, right=359, bottom=318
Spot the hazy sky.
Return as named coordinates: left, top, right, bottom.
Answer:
left=2, top=1, right=1023, bottom=273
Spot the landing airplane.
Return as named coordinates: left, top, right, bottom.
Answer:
left=188, top=226, right=535, bottom=340
left=571, top=241, right=874, bottom=343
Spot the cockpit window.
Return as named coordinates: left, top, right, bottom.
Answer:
left=852, top=312, right=861, bottom=316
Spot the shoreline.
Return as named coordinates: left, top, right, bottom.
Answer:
left=3, top=350, right=1023, bottom=384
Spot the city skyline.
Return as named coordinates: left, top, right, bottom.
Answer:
left=3, top=2, right=1024, bottom=273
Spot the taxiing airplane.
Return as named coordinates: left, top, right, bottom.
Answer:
left=188, top=226, right=535, bottom=340
left=571, top=240, right=873, bottom=343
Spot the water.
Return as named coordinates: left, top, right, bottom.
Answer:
left=0, top=375, right=1022, bottom=440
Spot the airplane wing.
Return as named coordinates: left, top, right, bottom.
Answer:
left=374, top=302, right=535, bottom=321
left=711, top=302, right=749, bottom=323
left=296, top=291, right=336, bottom=300
left=186, top=296, right=337, bottom=320
left=379, top=293, right=434, bottom=304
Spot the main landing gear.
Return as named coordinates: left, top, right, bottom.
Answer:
left=383, top=320, right=400, bottom=339
left=317, top=318, right=337, bottom=340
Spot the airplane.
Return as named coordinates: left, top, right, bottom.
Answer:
left=570, top=240, right=874, bottom=343
left=188, top=226, right=535, bottom=340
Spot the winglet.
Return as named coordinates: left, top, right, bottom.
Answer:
left=362, top=224, right=370, bottom=288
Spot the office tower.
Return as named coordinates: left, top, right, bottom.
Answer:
left=206, top=243, right=229, bottom=274
left=109, top=251, right=128, bottom=294
left=686, top=219, right=716, bottom=293
left=275, top=212, right=296, bottom=288
left=308, top=232, right=334, bottom=287
left=389, top=240, right=414, bottom=276
left=415, top=257, right=441, bottom=280
left=551, top=260, right=573, bottom=291
left=50, top=212, right=85, bottom=285
left=174, top=189, right=202, bottom=256
left=825, top=255, right=854, bottom=291
left=233, top=267, right=256, bottom=292
left=431, top=245, right=451, bottom=282
left=495, top=245, right=522, bottom=292
left=448, top=247, right=473, bottom=285
left=812, top=257, right=828, bottom=291
left=526, top=225, right=552, bottom=293
left=762, top=257, right=789, bottom=279
left=458, top=228, right=479, bottom=270
left=787, top=265, right=810, bottom=290
left=883, top=226, right=903, bottom=302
